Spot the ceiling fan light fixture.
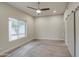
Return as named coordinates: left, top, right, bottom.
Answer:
left=36, top=9, right=41, bottom=13
left=53, top=11, right=56, bottom=13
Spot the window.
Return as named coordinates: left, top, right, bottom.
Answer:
left=9, top=17, right=26, bottom=41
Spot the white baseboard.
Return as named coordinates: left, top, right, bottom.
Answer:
left=34, top=38, right=64, bottom=40
left=0, top=39, right=33, bottom=56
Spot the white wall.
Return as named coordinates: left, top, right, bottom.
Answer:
left=75, top=9, right=79, bottom=57
left=64, top=2, right=79, bottom=57
left=66, top=12, right=74, bottom=57
left=34, top=15, right=65, bottom=40
left=64, top=2, right=79, bottom=20
left=0, top=3, right=34, bottom=54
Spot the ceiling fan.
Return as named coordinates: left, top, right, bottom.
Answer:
left=27, top=2, right=50, bottom=14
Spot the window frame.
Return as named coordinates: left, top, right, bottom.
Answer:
left=8, top=17, right=27, bottom=42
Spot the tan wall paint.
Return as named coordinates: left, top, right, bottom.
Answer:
left=0, top=3, right=34, bottom=53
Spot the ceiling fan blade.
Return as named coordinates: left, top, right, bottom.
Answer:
left=40, top=8, right=50, bottom=11
left=27, top=7, right=37, bottom=10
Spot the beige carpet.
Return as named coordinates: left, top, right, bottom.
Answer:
left=6, top=39, right=71, bottom=57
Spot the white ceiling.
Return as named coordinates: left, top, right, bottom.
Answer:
left=7, top=2, right=68, bottom=17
